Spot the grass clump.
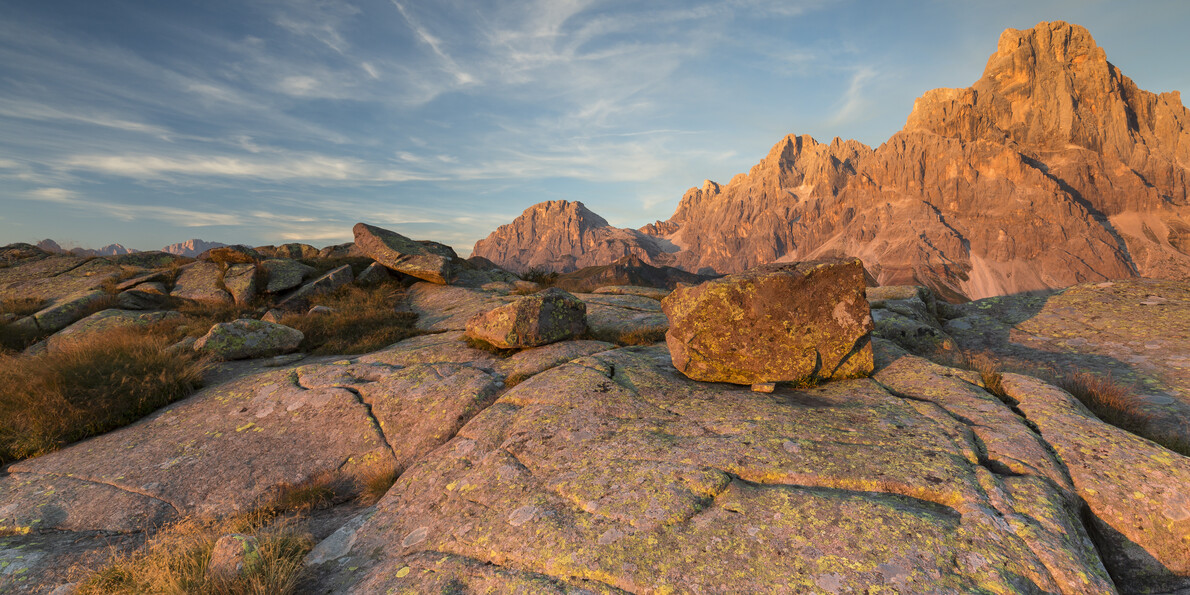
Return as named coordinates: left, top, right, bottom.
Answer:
left=1, top=297, right=47, bottom=317
left=586, top=326, right=667, bottom=347
left=0, top=327, right=210, bottom=464
left=279, top=282, right=419, bottom=355
left=77, top=511, right=313, bottom=595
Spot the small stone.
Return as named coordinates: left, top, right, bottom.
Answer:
left=207, top=533, right=261, bottom=581
left=751, top=382, right=776, bottom=393
left=308, top=305, right=333, bottom=316
left=261, top=309, right=285, bottom=324
left=355, top=262, right=391, bottom=285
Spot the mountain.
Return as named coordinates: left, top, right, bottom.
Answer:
left=36, top=239, right=138, bottom=256
left=473, top=21, right=1190, bottom=300
left=161, top=239, right=227, bottom=258
left=473, top=200, right=672, bottom=274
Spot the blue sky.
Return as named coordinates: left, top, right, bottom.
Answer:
left=2, top=0, right=1187, bottom=254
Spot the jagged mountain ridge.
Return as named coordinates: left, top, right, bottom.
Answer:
left=473, top=21, right=1190, bottom=300
left=161, top=239, right=228, bottom=258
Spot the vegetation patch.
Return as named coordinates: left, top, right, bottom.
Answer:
left=0, top=327, right=209, bottom=464
left=280, top=282, right=419, bottom=355
left=587, top=326, right=668, bottom=347
left=77, top=510, right=312, bottom=595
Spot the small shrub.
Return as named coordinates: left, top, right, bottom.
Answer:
left=1056, top=372, right=1148, bottom=434
left=356, top=461, right=401, bottom=504
left=77, top=511, right=312, bottom=595
left=0, top=328, right=210, bottom=464
left=1, top=297, right=46, bottom=317
left=263, top=472, right=353, bottom=514
left=280, top=282, right=419, bottom=355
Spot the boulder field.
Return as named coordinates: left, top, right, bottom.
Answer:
left=2, top=248, right=1189, bottom=593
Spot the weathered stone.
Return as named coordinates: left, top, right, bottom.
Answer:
left=278, top=265, right=353, bottom=309
left=223, top=264, right=257, bottom=305
left=592, top=285, right=670, bottom=300
left=871, top=308, right=955, bottom=355
left=260, top=309, right=284, bottom=324
left=261, top=258, right=315, bottom=293
left=115, top=270, right=168, bottom=291
left=27, top=290, right=111, bottom=333
left=402, top=283, right=513, bottom=332
left=465, top=288, right=587, bottom=349
left=171, top=262, right=232, bottom=305
left=308, top=305, right=333, bottom=316
left=207, top=534, right=260, bottom=581
left=353, top=222, right=457, bottom=284
left=0, top=255, right=121, bottom=303
left=254, top=243, right=320, bottom=260
left=38, top=309, right=181, bottom=353
left=662, top=259, right=874, bottom=385
left=194, top=319, right=304, bottom=360
left=355, top=262, right=390, bottom=285
left=309, top=346, right=1113, bottom=594
left=1002, top=373, right=1190, bottom=593
left=492, top=339, right=615, bottom=385
left=132, top=281, right=167, bottom=295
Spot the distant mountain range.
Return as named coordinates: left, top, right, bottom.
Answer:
left=36, top=238, right=228, bottom=258
left=474, top=21, right=1190, bottom=301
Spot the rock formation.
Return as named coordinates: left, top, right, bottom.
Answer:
left=474, top=21, right=1190, bottom=300
left=473, top=200, right=673, bottom=274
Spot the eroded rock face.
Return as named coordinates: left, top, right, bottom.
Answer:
left=353, top=222, right=457, bottom=284
left=193, top=319, right=304, bottom=360
left=662, top=259, right=874, bottom=385
left=474, top=22, right=1190, bottom=300
left=465, top=288, right=587, bottom=349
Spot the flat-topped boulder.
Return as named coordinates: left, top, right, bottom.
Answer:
left=465, top=288, right=587, bottom=349
left=261, top=258, right=315, bottom=293
left=662, top=258, right=874, bottom=385
left=353, top=222, right=458, bottom=284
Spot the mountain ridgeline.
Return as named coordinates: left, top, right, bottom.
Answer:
left=473, top=21, right=1190, bottom=300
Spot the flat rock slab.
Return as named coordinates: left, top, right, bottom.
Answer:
left=592, top=285, right=670, bottom=300
left=0, top=472, right=177, bottom=534
left=493, top=339, right=615, bottom=384
left=0, top=256, right=121, bottom=302
left=0, top=531, right=143, bottom=594
left=9, top=368, right=392, bottom=517
left=278, top=264, right=353, bottom=308
left=1003, top=372, right=1190, bottom=593
left=402, top=283, right=514, bottom=332
left=26, top=289, right=111, bottom=333
left=171, top=261, right=232, bottom=305
left=947, top=279, right=1190, bottom=448
left=310, top=346, right=1113, bottom=594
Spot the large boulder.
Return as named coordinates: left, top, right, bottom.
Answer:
left=353, top=222, right=458, bottom=284
left=171, top=262, right=232, bottom=305
left=261, top=258, right=315, bottom=293
left=193, top=319, right=304, bottom=360
left=464, top=288, right=587, bottom=349
left=662, top=259, right=874, bottom=385
left=24, top=290, right=111, bottom=333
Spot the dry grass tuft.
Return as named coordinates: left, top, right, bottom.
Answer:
left=1056, top=372, right=1148, bottom=434
left=280, top=282, right=419, bottom=355
left=0, top=327, right=210, bottom=464
left=77, top=511, right=312, bottom=595
left=355, top=461, right=401, bottom=505
left=262, top=472, right=354, bottom=514
left=586, top=326, right=667, bottom=347
left=1, top=297, right=47, bottom=317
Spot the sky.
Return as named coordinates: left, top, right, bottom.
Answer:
left=2, top=0, right=1188, bottom=255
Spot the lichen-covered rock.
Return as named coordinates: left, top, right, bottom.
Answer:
left=171, top=262, right=232, bottom=305
left=207, top=534, right=260, bottom=581
left=38, top=309, right=180, bottom=353
left=193, top=319, right=304, bottom=360
left=261, top=258, right=315, bottom=293
left=353, top=222, right=458, bottom=284
left=662, top=258, right=874, bottom=385
left=116, top=288, right=167, bottom=310
left=26, top=290, right=111, bottom=333
left=1002, top=372, right=1190, bottom=593
left=278, top=264, right=353, bottom=309
left=222, top=264, right=257, bottom=305
left=465, top=288, right=587, bottom=348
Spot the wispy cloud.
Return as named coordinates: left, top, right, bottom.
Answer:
left=826, top=66, right=878, bottom=126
